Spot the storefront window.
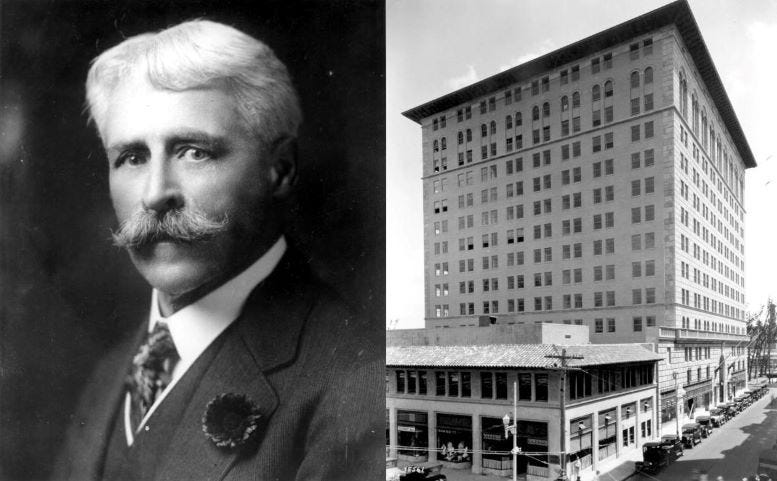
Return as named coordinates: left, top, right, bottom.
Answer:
left=570, top=415, right=593, bottom=472
left=482, top=416, right=512, bottom=472
left=397, top=410, right=428, bottom=460
left=598, top=409, right=617, bottom=461
left=519, top=421, right=549, bottom=476
left=437, top=413, right=473, bottom=464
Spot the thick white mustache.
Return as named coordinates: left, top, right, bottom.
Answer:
left=112, top=208, right=228, bottom=248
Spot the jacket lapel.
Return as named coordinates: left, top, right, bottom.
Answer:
left=61, top=322, right=145, bottom=481
left=154, top=250, right=317, bottom=481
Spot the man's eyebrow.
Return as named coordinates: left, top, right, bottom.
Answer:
left=107, top=140, right=147, bottom=153
left=167, top=131, right=229, bottom=151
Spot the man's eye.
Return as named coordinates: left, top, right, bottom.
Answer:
left=180, top=147, right=212, bottom=162
left=115, top=152, right=146, bottom=168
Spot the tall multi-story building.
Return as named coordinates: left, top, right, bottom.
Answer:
left=402, top=0, right=755, bottom=424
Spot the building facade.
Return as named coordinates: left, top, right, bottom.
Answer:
left=402, top=0, right=754, bottom=420
left=387, top=344, right=662, bottom=480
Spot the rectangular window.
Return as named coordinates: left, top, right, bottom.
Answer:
left=435, top=372, right=446, bottom=396
left=518, top=373, right=532, bottom=400
left=535, top=374, right=548, bottom=401
left=495, top=373, right=508, bottom=399
left=645, top=121, right=654, bottom=138
left=481, top=372, right=493, bottom=399
left=631, top=125, right=640, bottom=141
left=448, top=372, right=459, bottom=396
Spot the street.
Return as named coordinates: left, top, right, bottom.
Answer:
left=635, top=389, right=777, bottom=481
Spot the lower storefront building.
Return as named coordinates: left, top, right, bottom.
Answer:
left=387, top=343, right=662, bottom=480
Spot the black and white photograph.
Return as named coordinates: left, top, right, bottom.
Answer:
left=1, top=1, right=384, bottom=480
left=387, top=1, right=777, bottom=481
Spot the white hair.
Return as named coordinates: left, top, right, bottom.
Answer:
left=86, top=19, right=302, bottom=145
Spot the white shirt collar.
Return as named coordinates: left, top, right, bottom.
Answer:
left=148, top=236, right=287, bottom=371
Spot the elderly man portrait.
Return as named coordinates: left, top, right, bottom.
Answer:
left=0, top=3, right=384, bottom=481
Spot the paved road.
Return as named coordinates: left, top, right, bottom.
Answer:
left=635, top=389, right=777, bottom=481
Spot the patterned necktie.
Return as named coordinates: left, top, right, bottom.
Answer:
left=127, top=321, right=180, bottom=432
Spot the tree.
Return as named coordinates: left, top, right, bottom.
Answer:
left=747, top=300, right=776, bottom=379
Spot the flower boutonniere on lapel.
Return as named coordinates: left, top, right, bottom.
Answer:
left=202, top=393, right=263, bottom=450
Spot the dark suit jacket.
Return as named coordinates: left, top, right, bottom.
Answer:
left=52, top=251, right=384, bottom=481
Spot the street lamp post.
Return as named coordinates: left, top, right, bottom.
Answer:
left=503, top=382, right=521, bottom=481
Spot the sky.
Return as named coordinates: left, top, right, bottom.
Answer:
left=386, top=0, right=777, bottom=330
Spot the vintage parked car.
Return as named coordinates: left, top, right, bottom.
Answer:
left=695, top=415, right=713, bottom=437
left=636, top=442, right=672, bottom=474
left=637, top=436, right=684, bottom=475
left=660, top=434, right=685, bottom=456
left=681, top=423, right=703, bottom=448
left=709, top=407, right=726, bottom=426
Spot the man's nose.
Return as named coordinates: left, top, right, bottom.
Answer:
left=141, top=157, right=184, bottom=213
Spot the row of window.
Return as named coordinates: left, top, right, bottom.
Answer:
left=440, top=238, right=656, bottom=279
left=392, top=369, right=548, bottom=402
left=449, top=288, right=658, bottom=316
left=679, top=287, right=743, bottom=321
left=569, top=364, right=654, bottom=400
left=679, top=316, right=742, bottom=335
left=594, top=316, right=656, bottom=333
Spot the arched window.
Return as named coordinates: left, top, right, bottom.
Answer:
left=701, top=110, right=708, bottom=148
left=466, top=129, right=472, bottom=141
left=561, top=96, right=569, bottom=112
left=458, top=131, right=464, bottom=144
left=506, top=115, right=513, bottom=130
left=481, top=124, right=487, bottom=137
left=679, top=70, right=688, bottom=118
left=572, top=91, right=580, bottom=109
left=630, top=71, right=640, bottom=89
left=592, top=85, right=601, bottom=102
left=441, top=137, right=447, bottom=150
left=515, top=112, right=523, bottom=126
left=604, top=80, right=613, bottom=98
left=542, top=102, right=550, bottom=117
left=490, top=121, right=496, bottom=135
left=433, top=139, right=439, bottom=152
left=532, top=105, right=540, bottom=121
left=644, top=67, right=653, bottom=84
left=692, top=93, right=699, bottom=133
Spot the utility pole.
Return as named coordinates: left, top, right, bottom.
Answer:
left=546, top=348, right=584, bottom=481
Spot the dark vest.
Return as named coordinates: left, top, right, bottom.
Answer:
left=100, top=332, right=228, bottom=481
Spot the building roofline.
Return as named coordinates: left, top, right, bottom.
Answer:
left=387, top=343, right=663, bottom=369
left=401, top=0, right=756, bottom=168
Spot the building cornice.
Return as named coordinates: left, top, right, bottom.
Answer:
left=402, top=0, right=756, bottom=169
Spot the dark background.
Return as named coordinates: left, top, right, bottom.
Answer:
left=0, top=1, right=385, bottom=479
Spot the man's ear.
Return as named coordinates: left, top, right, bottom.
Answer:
left=268, top=137, right=298, bottom=199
